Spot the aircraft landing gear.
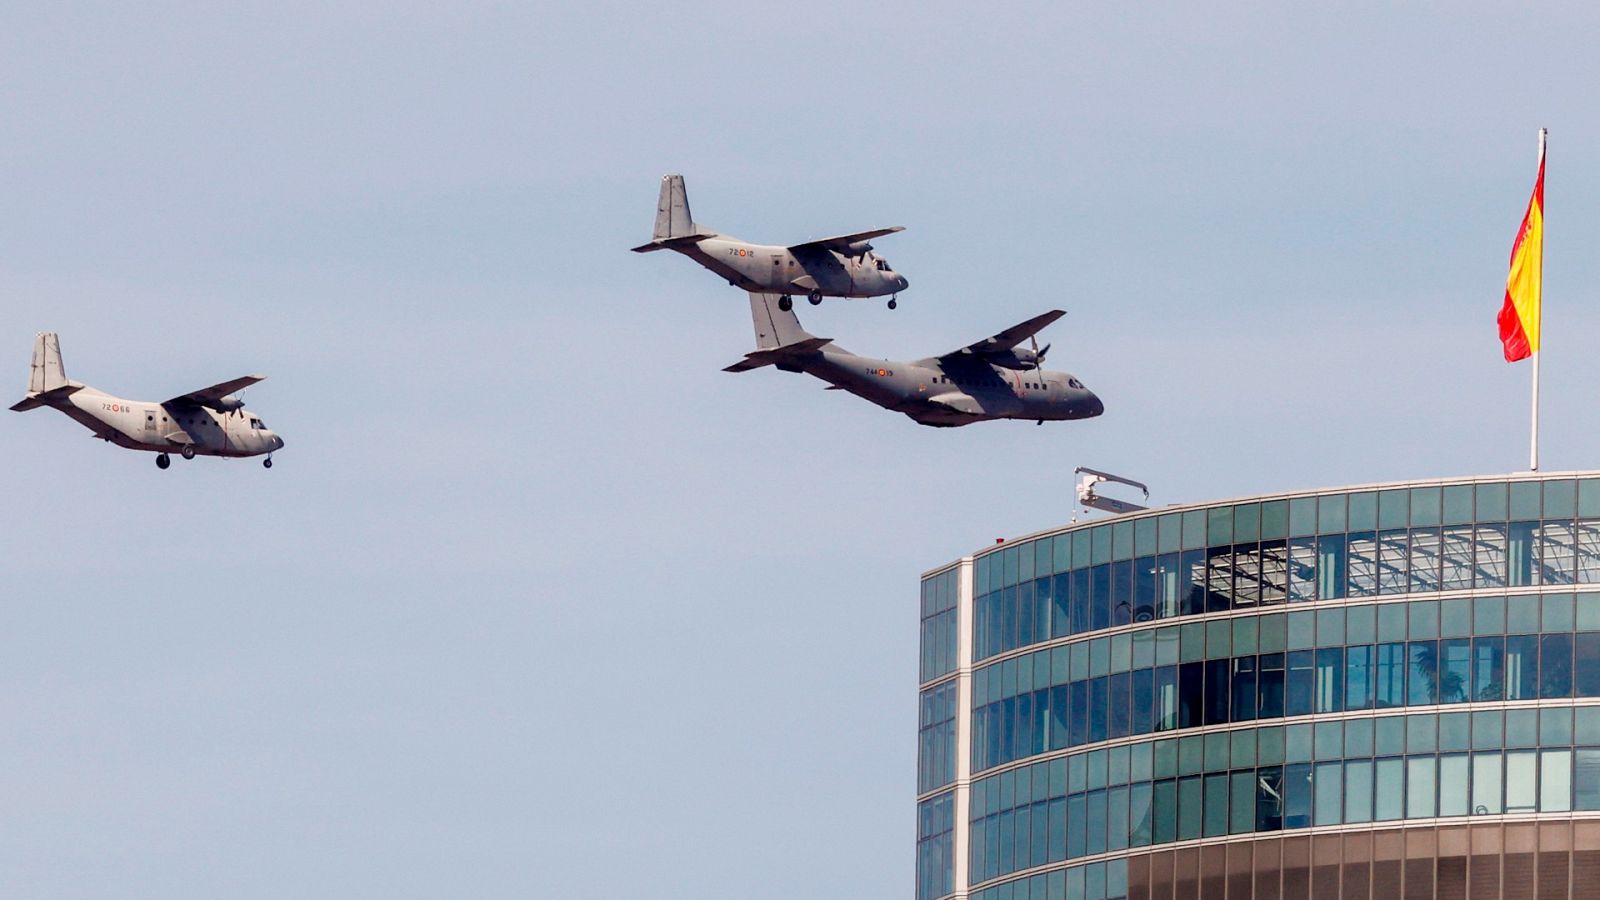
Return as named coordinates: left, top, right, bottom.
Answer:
left=778, top=295, right=793, bottom=312
left=156, top=453, right=170, bottom=470
left=808, top=290, right=823, bottom=306
left=181, top=445, right=196, bottom=460
left=263, top=456, right=273, bottom=469
left=888, top=296, right=898, bottom=310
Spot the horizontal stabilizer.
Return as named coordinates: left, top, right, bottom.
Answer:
left=9, top=383, right=82, bottom=413
left=723, top=336, right=832, bottom=373
left=629, top=233, right=713, bottom=254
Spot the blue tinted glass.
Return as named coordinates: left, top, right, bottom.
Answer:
left=1442, top=484, right=1474, bottom=525
left=1379, top=490, right=1409, bottom=529
left=1134, top=516, right=1157, bottom=558
left=1318, top=495, right=1347, bottom=533
left=1234, top=503, right=1260, bottom=543
left=1410, top=602, right=1440, bottom=639
left=1348, top=493, right=1377, bottom=530
left=1439, top=712, right=1471, bottom=751
left=1112, top=522, right=1134, bottom=561
left=1207, top=507, right=1233, bottom=547
left=1477, top=483, right=1508, bottom=521
left=1157, top=513, right=1180, bottom=555
left=1411, top=487, right=1441, bottom=527
left=1510, top=481, right=1542, bottom=520
left=1475, top=596, right=1506, bottom=635
left=1286, top=498, right=1314, bottom=538
left=1260, top=499, right=1286, bottom=534
left=1547, top=480, right=1577, bottom=519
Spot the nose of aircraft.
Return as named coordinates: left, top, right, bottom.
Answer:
left=270, top=433, right=285, bottom=450
left=895, top=274, right=910, bottom=291
left=1084, top=392, right=1104, bottom=418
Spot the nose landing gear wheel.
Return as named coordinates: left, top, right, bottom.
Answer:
left=156, top=453, right=170, bottom=470
left=777, top=295, right=793, bottom=312
left=888, top=297, right=898, bottom=310
left=181, top=445, right=196, bottom=460
left=807, top=290, right=823, bottom=305
left=263, top=457, right=273, bottom=469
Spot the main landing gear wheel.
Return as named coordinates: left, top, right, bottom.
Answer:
left=777, top=295, right=793, bottom=312
left=887, top=298, right=898, bottom=310
left=263, top=457, right=273, bottom=469
left=807, top=290, right=823, bottom=306
left=156, top=453, right=170, bottom=470
left=181, top=445, right=196, bottom=460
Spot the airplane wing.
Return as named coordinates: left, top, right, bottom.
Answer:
left=937, top=310, right=1066, bottom=361
left=788, top=226, right=905, bottom=255
left=165, top=375, right=265, bottom=408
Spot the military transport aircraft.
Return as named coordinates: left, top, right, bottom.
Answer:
left=724, top=293, right=1103, bottom=427
left=630, top=174, right=910, bottom=310
left=10, top=333, right=284, bottom=469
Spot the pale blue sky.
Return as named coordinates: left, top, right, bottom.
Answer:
left=4, top=3, right=1600, bottom=897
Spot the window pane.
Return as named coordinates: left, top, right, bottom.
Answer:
left=1318, top=495, right=1347, bottom=533
left=1230, top=771, right=1255, bottom=834
left=1473, top=752, right=1503, bottom=814
left=1407, top=756, right=1436, bottom=819
left=1345, top=759, right=1373, bottom=823
left=1374, top=758, right=1405, bottom=820
left=1347, top=533, right=1378, bottom=597
left=1439, top=753, right=1470, bottom=817
left=1507, top=750, right=1538, bottom=813
left=1541, top=750, right=1572, bottom=813
left=1314, top=761, right=1342, bottom=826
left=1440, top=525, right=1475, bottom=590
left=1574, top=749, right=1600, bottom=811
left=1477, top=524, right=1508, bottom=587
left=1578, top=521, right=1600, bottom=584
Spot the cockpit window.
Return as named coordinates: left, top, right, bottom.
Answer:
left=875, top=259, right=889, bottom=271
left=1068, top=378, right=1083, bottom=389
left=251, top=418, right=265, bottom=430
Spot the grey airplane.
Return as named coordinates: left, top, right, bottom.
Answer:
left=10, top=332, right=284, bottom=469
left=630, top=174, right=910, bottom=310
left=725, top=293, right=1103, bottom=427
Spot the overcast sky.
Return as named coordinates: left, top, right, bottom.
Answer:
left=4, top=3, right=1600, bottom=897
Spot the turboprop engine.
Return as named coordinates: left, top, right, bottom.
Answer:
left=208, top=394, right=245, bottom=412
left=835, top=240, right=874, bottom=258
left=988, top=345, right=1049, bottom=371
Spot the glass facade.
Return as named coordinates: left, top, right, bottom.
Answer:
left=919, top=474, right=1600, bottom=899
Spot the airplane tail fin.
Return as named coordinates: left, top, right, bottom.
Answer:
left=630, top=174, right=714, bottom=252
left=724, top=293, right=832, bottom=372
left=10, top=332, right=76, bottom=412
left=29, top=332, right=68, bottom=394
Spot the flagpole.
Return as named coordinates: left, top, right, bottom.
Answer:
left=1531, top=127, right=1546, bottom=472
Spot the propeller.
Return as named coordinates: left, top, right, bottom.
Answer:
left=1029, top=335, right=1050, bottom=371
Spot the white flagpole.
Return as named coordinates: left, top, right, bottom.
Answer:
left=1531, top=127, right=1546, bottom=472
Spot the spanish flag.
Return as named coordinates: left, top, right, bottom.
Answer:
left=1497, top=141, right=1545, bottom=362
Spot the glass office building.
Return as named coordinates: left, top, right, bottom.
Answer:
left=917, top=473, right=1600, bottom=899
